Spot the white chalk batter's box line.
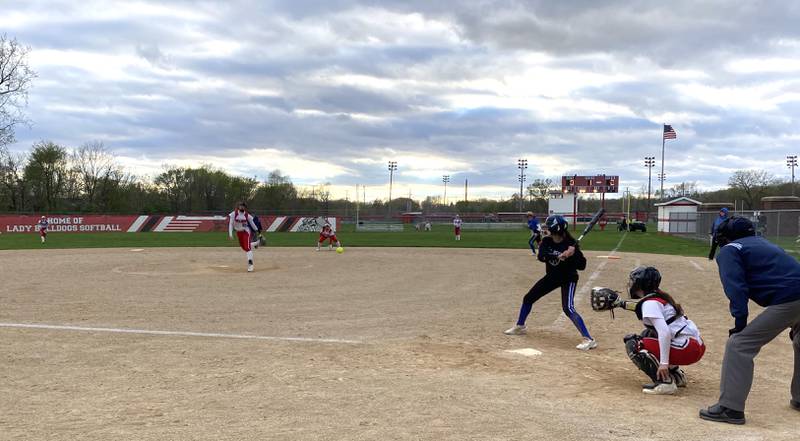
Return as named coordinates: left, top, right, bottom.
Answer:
left=0, top=323, right=362, bottom=345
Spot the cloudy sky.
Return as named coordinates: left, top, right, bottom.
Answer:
left=3, top=0, right=800, bottom=201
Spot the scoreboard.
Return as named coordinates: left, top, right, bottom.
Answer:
left=561, top=175, right=619, bottom=194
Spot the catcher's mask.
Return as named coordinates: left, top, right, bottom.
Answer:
left=628, top=266, right=661, bottom=299
left=709, top=216, right=755, bottom=259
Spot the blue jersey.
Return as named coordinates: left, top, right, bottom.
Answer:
left=527, top=218, right=539, bottom=232
left=711, top=214, right=728, bottom=235
left=716, top=235, right=800, bottom=329
left=252, top=216, right=263, bottom=233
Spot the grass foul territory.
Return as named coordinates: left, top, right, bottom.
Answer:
left=0, top=223, right=711, bottom=257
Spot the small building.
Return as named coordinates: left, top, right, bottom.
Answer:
left=761, top=196, right=800, bottom=210
left=655, top=197, right=703, bottom=233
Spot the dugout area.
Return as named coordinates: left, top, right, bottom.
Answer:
left=0, top=247, right=797, bottom=440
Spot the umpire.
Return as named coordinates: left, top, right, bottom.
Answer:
left=700, top=216, right=800, bottom=424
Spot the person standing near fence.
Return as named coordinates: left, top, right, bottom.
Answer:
left=700, top=216, right=800, bottom=424
left=526, top=212, right=541, bottom=255
left=710, top=208, right=729, bottom=241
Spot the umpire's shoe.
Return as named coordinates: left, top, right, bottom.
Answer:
left=699, top=404, right=745, bottom=425
left=791, top=399, right=800, bottom=411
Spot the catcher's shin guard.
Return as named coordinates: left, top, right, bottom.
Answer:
left=625, top=335, right=659, bottom=382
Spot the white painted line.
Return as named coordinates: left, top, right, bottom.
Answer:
left=506, top=348, right=542, bottom=357
left=0, top=323, right=362, bottom=345
left=153, top=216, right=173, bottom=232
left=130, top=248, right=144, bottom=252
left=267, top=216, right=286, bottom=232
left=126, top=215, right=149, bottom=233
left=690, top=260, right=704, bottom=271
left=552, top=232, right=628, bottom=327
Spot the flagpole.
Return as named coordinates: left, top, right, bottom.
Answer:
left=660, top=123, right=665, bottom=200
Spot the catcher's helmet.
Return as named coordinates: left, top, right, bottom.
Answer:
left=628, top=266, right=661, bottom=298
left=544, top=215, right=568, bottom=234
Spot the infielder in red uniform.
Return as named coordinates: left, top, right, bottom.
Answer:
left=317, top=223, right=341, bottom=251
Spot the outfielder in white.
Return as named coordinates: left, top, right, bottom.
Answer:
left=453, top=215, right=463, bottom=241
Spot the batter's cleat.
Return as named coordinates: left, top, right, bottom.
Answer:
left=576, top=338, right=598, bottom=351
left=699, top=404, right=745, bottom=425
left=791, top=399, right=800, bottom=411
left=670, top=367, right=688, bottom=388
left=503, top=325, right=527, bottom=335
left=642, top=380, right=677, bottom=395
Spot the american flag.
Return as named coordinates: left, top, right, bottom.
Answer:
left=663, top=124, right=677, bottom=140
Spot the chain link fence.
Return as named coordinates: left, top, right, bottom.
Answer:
left=687, top=210, right=800, bottom=254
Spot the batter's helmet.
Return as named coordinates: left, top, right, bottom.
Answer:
left=544, top=215, right=568, bottom=234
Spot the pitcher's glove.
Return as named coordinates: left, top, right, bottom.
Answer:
left=591, top=287, right=622, bottom=311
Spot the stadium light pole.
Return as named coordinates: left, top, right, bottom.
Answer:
left=787, top=155, right=798, bottom=196
left=658, top=172, right=666, bottom=199
left=517, top=158, right=528, bottom=212
left=442, top=175, right=450, bottom=206
left=645, top=157, right=655, bottom=220
left=388, top=161, right=397, bottom=217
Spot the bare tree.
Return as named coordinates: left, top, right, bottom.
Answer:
left=0, top=34, right=36, bottom=147
left=71, top=141, right=119, bottom=209
left=728, top=170, right=779, bottom=209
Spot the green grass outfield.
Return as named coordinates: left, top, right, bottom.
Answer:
left=0, top=223, right=712, bottom=257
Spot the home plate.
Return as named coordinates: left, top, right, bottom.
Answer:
left=130, top=249, right=144, bottom=252
left=505, top=348, right=543, bottom=357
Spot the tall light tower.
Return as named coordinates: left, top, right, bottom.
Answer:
left=788, top=155, right=798, bottom=196
left=645, top=156, right=655, bottom=218
left=388, top=161, right=397, bottom=216
left=442, top=175, right=450, bottom=205
left=658, top=172, right=666, bottom=199
left=517, top=158, right=528, bottom=212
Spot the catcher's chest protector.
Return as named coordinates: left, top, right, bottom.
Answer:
left=634, top=294, right=677, bottom=325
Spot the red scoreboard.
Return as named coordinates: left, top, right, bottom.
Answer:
left=561, top=175, right=619, bottom=194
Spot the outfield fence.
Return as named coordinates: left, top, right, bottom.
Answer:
left=685, top=210, right=800, bottom=253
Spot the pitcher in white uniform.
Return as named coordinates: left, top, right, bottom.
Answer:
left=228, top=202, right=260, bottom=272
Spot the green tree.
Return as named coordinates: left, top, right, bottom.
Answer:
left=23, top=141, right=68, bottom=211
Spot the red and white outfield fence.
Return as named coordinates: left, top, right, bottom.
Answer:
left=0, top=215, right=337, bottom=234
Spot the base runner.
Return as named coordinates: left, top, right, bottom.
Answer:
left=526, top=212, right=541, bottom=255
left=228, top=202, right=260, bottom=272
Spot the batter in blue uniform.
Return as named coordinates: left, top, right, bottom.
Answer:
left=505, top=215, right=597, bottom=351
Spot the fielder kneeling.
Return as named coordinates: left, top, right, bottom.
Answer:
left=591, top=266, right=705, bottom=395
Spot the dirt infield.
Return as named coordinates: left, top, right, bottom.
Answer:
left=1, top=247, right=797, bottom=440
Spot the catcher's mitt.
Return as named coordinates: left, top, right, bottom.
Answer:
left=590, top=287, right=621, bottom=312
